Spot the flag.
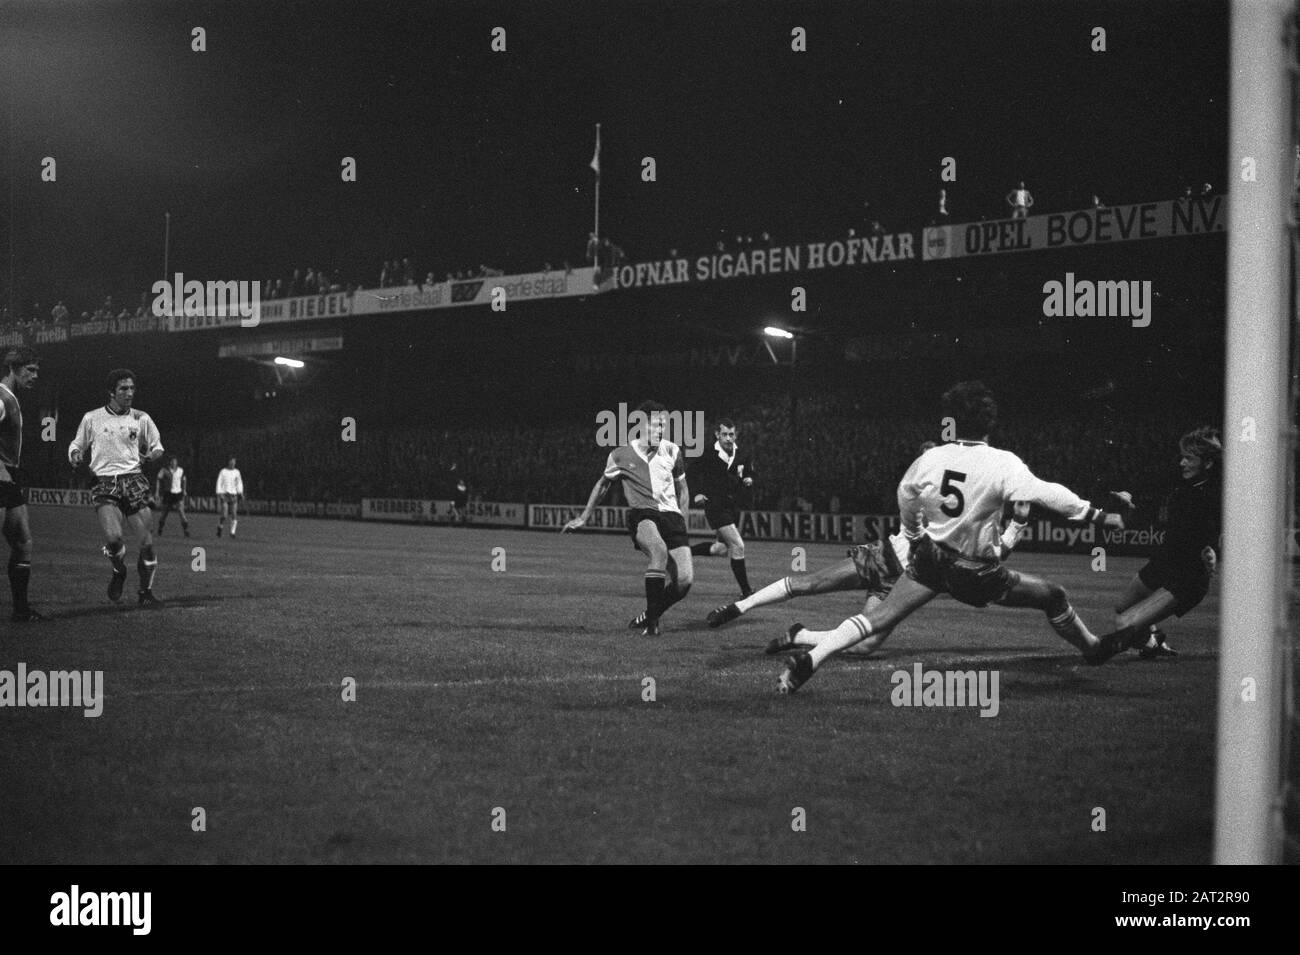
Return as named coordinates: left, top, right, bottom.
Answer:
left=590, top=124, right=601, bottom=175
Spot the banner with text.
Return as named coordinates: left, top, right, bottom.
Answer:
left=350, top=267, right=608, bottom=316
left=922, top=195, right=1225, bottom=262
left=217, top=335, right=345, bottom=359
left=167, top=291, right=354, bottom=332
left=610, top=232, right=918, bottom=291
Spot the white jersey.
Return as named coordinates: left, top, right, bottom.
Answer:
left=897, top=440, right=1092, bottom=560
left=68, top=406, right=163, bottom=477
left=166, top=466, right=185, bottom=494
left=216, top=468, right=244, bottom=496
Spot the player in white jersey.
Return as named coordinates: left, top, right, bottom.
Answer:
left=1, top=348, right=46, bottom=621
left=562, top=400, right=694, bottom=635
left=707, top=440, right=1040, bottom=640
left=215, top=457, right=244, bottom=537
left=776, top=382, right=1137, bottom=693
left=68, top=368, right=165, bottom=606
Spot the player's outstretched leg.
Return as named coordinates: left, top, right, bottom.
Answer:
left=997, top=572, right=1141, bottom=665
left=1113, top=584, right=1183, bottom=660
left=709, top=556, right=862, bottom=628
left=765, top=590, right=888, bottom=655
left=778, top=574, right=937, bottom=694
left=689, top=537, right=727, bottom=557
left=1112, top=576, right=1181, bottom=659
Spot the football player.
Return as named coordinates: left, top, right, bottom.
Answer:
left=739, top=500, right=1031, bottom=655
left=1108, top=426, right=1222, bottom=658
left=68, top=369, right=165, bottom=606
left=0, top=348, right=46, bottom=621
left=563, top=400, right=694, bottom=635
left=775, top=381, right=1135, bottom=694
left=216, top=457, right=244, bottom=537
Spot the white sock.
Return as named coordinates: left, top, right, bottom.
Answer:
left=736, top=577, right=792, bottom=613
left=808, top=614, right=873, bottom=666
left=1049, top=604, right=1095, bottom=651
left=231, top=519, right=238, bottom=534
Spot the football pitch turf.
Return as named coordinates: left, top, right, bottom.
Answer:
left=1, top=507, right=1219, bottom=864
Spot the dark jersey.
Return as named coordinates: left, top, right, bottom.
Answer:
left=688, top=443, right=754, bottom=509
left=1153, top=476, right=1221, bottom=566
left=0, top=383, right=21, bottom=470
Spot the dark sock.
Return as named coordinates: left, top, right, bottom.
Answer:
left=107, top=543, right=127, bottom=575
left=8, top=557, right=30, bottom=612
left=659, top=581, right=691, bottom=615
left=644, top=573, right=666, bottom=620
left=690, top=541, right=715, bottom=557
left=730, top=558, right=751, bottom=593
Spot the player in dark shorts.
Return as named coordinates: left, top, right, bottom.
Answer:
left=563, top=400, right=694, bottom=635
left=688, top=418, right=754, bottom=597
left=155, top=455, right=191, bottom=537
left=68, top=369, right=166, bottom=606
left=1108, top=426, right=1222, bottom=659
left=0, top=348, right=46, bottom=621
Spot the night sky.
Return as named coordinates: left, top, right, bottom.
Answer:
left=1, top=0, right=1226, bottom=314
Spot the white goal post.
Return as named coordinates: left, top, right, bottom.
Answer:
left=1215, top=0, right=1291, bottom=865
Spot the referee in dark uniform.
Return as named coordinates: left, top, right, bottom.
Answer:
left=689, top=418, right=754, bottom=597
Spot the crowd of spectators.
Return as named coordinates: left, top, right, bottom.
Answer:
left=1, top=293, right=158, bottom=331
left=18, top=392, right=1205, bottom=521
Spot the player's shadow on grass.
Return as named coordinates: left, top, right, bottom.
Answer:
left=47, top=593, right=224, bottom=621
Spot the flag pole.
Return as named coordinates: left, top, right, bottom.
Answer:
left=593, top=123, right=601, bottom=276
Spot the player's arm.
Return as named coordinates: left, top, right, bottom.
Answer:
left=562, top=475, right=612, bottom=532
left=895, top=457, right=926, bottom=542
left=1005, top=463, right=1124, bottom=530
left=689, top=454, right=712, bottom=505
left=142, top=415, right=164, bottom=463
left=68, top=413, right=93, bottom=467
left=673, top=451, right=689, bottom=517
left=999, top=501, right=1031, bottom=559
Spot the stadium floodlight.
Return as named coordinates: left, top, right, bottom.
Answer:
left=274, top=356, right=305, bottom=368
left=763, top=326, right=794, bottom=340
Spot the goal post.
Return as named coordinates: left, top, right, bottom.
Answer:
left=1215, top=0, right=1292, bottom=865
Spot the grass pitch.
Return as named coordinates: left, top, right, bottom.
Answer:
left=0, top=508, right=1218, bottom=864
